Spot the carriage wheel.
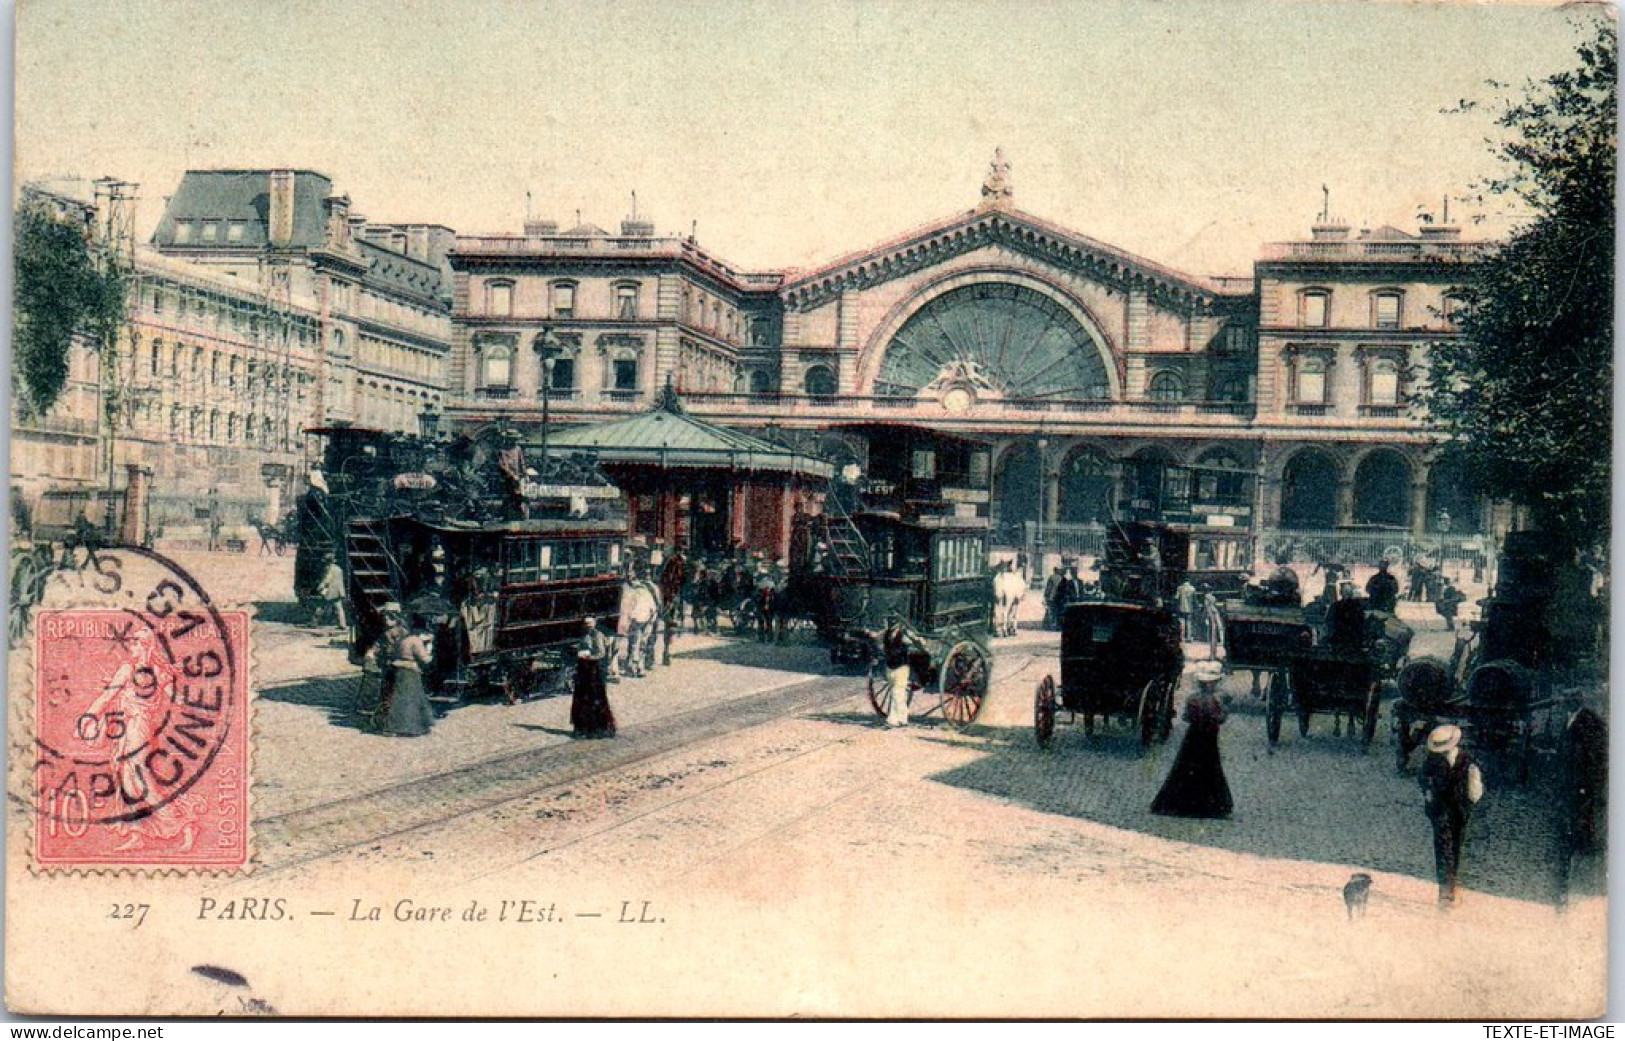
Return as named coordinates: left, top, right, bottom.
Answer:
left=866, top=660, right=892, bottom=718
left=1361, top=685, right=1381, bottom=751
left=1137, top=678, right=1162, bottom=748
left=1035, top=675, right=1057, bottom=748
left=1265, top=670, right=1285, bottom=746
left=939, top=641, right=991, bottom=729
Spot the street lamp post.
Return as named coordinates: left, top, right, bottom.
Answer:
left=1035, top=436, right=1048, bottom=557
left=536, top=329, right=563, bottom=476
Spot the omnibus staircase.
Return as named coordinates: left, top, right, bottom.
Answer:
left=819, top=494, right=871, bottom=578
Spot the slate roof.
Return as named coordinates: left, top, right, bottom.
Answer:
left=547, top=396, right=832, bottom=477
left=152, top=170, right=333, bottom=249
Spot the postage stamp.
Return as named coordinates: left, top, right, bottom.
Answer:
left=29, top=551, right=251, bottom=873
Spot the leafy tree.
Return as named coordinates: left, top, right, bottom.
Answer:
left=12, top=192, right=125, bottom=419
left=1419, top=19, right=1615, bottom=556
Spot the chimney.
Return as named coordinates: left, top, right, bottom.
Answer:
left=406, top=226, right=430, bottom=261
left=325, top=193, right=353, bottom=250
left=267, top=170, right=296, bottom=247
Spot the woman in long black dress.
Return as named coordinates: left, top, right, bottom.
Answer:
left=1152, top=660, right=1233, bottom=819
left=571, top=618, right=616, bottom=738
left=381, top=611, right=437, bottom=738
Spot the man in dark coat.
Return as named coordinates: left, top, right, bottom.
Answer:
left=1041, top=566, right=1063, bottom=630
left=1365, top=560, right=1400, bottom=613
left=1420, top=724, right=1483, bottom=907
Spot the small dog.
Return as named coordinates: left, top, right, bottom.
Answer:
left=1343, top=873, right=1373, bottom=920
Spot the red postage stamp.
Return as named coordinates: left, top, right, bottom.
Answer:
left=32, top=602, right=251, bottom=872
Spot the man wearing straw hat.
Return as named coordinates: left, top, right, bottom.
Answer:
left=1419, top=724, right=1484, bottom=907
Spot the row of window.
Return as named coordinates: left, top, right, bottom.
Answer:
left=504, top=538, right=622, bottom=585
left=484, top=280, right=640, bottom=322
left=128, top=401, right=296, bottom=450
left=933, top=535, right=985, bottom=583
left=479, top=345, right=637, bottom=393
left=171, top=220, right=249, bottom=245
left=146, top=283, right=319, bottom=347
left=356, top=334, right=443, bottom=382
left=1146, top=372, right=1250, bottom=403
left=1297, top=287, right=1468, bottom=330
left=1287, top=352, right=1404, bottom=408
left=137, top=338, right=311, bottom=396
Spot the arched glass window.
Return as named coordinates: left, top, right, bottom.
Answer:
left=1211, top=376, right=1248, bottom=403
left=1300, top=289, right=1330, bottom=328
left=1148, top=371, right=1185, bottom=401
left=481, top=344, right=513, bottom=387
left=804, top=365, right=836, bottom=398
left=749, top=369, right=774, bottom=395
left=1297, top=357, right=1328, bottom=404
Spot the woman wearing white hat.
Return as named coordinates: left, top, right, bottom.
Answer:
left=1420, top=724, right=1483, bottom=907
left=1151, top=660, right=1233, bottom=819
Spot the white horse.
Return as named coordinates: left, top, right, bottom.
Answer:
left=618, top=580, right=661, bottom=676
left=993, top=562, right=1027, bottom=637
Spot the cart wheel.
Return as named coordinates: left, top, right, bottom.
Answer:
left=1138, top=678, right=1161, bottom=748
left=939, top=641, right=991, bottom=729
left=1035, top=675, right=1057, bottom=748
left=1361, top=685, right=1381, bottom=751
left=1265, top=670, right=1285, bottom=746
left=866, top=660, right=892, bottom=718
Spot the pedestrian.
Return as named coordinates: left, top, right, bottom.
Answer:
left=1202, top=587, right=1224, bottom=659
left=1151, top=660, right=1233, bottom=819
left=571, top=618, right=616, bottom=738
left=877, top=613, right=918, bottom=729
left=355, top=641, right=384, bottom=723
left=1435, top=579, right=1466, bottom=630
left=317, top=557, right=347, bottom=630
left=1407, top=561, right=1426, bottom=602
left=1042, top=566, right=1063, bottom=630
left=1365, top=559, right=1400, bottom=613
left=1175, top=578, right=1197, bottom=643
left=1419, top=724, right=1483, bottom=907
left=380, top=611, right=436, bottom=737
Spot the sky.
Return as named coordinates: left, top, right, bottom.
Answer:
left=12, top=0, right=1606, bottom=278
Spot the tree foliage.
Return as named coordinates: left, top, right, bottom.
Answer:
left=1419, top=19, right=1616, bottom=555
left=12, top=194, right=125, bottom=419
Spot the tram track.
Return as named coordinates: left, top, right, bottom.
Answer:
left=248, top=667, right=872, bottom=877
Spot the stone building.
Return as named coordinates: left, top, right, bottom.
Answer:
left=444, top=159, right=1491, bottom=553
left=12, top=171, right=456, bottom=535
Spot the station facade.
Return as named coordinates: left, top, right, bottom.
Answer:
left=443, top=163, right=1489, bottom=556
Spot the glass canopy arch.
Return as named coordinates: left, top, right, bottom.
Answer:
left=875, top=283, right=1114, bottom=403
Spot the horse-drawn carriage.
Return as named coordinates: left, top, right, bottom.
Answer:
left=1390, top=532, right=1584, bottom=780
left=306, top=424, right=628, bottom=704
left=1220, top=573, right=1412, bottom=749
left=790, top=506, right=994, bottom=729
left=1034, top=522, right=1186, bottom=749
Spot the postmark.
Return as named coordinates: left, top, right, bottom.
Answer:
left=29, top=547, right=251, bottom=872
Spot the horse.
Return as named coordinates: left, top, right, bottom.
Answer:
left=993, top=561, right=1027, bottom=637
left=618, top=580, right=660, bottom=677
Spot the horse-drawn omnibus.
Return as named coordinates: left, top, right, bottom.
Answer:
left=302, top=424, right=628, bottom=703
left=786, top=425, right=995, bottom=728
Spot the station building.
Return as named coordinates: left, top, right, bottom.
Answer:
left=443, top=159, right=1490, bottom=557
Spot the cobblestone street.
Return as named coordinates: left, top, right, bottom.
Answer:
left=9, top=550, right=1605, bottom=1018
